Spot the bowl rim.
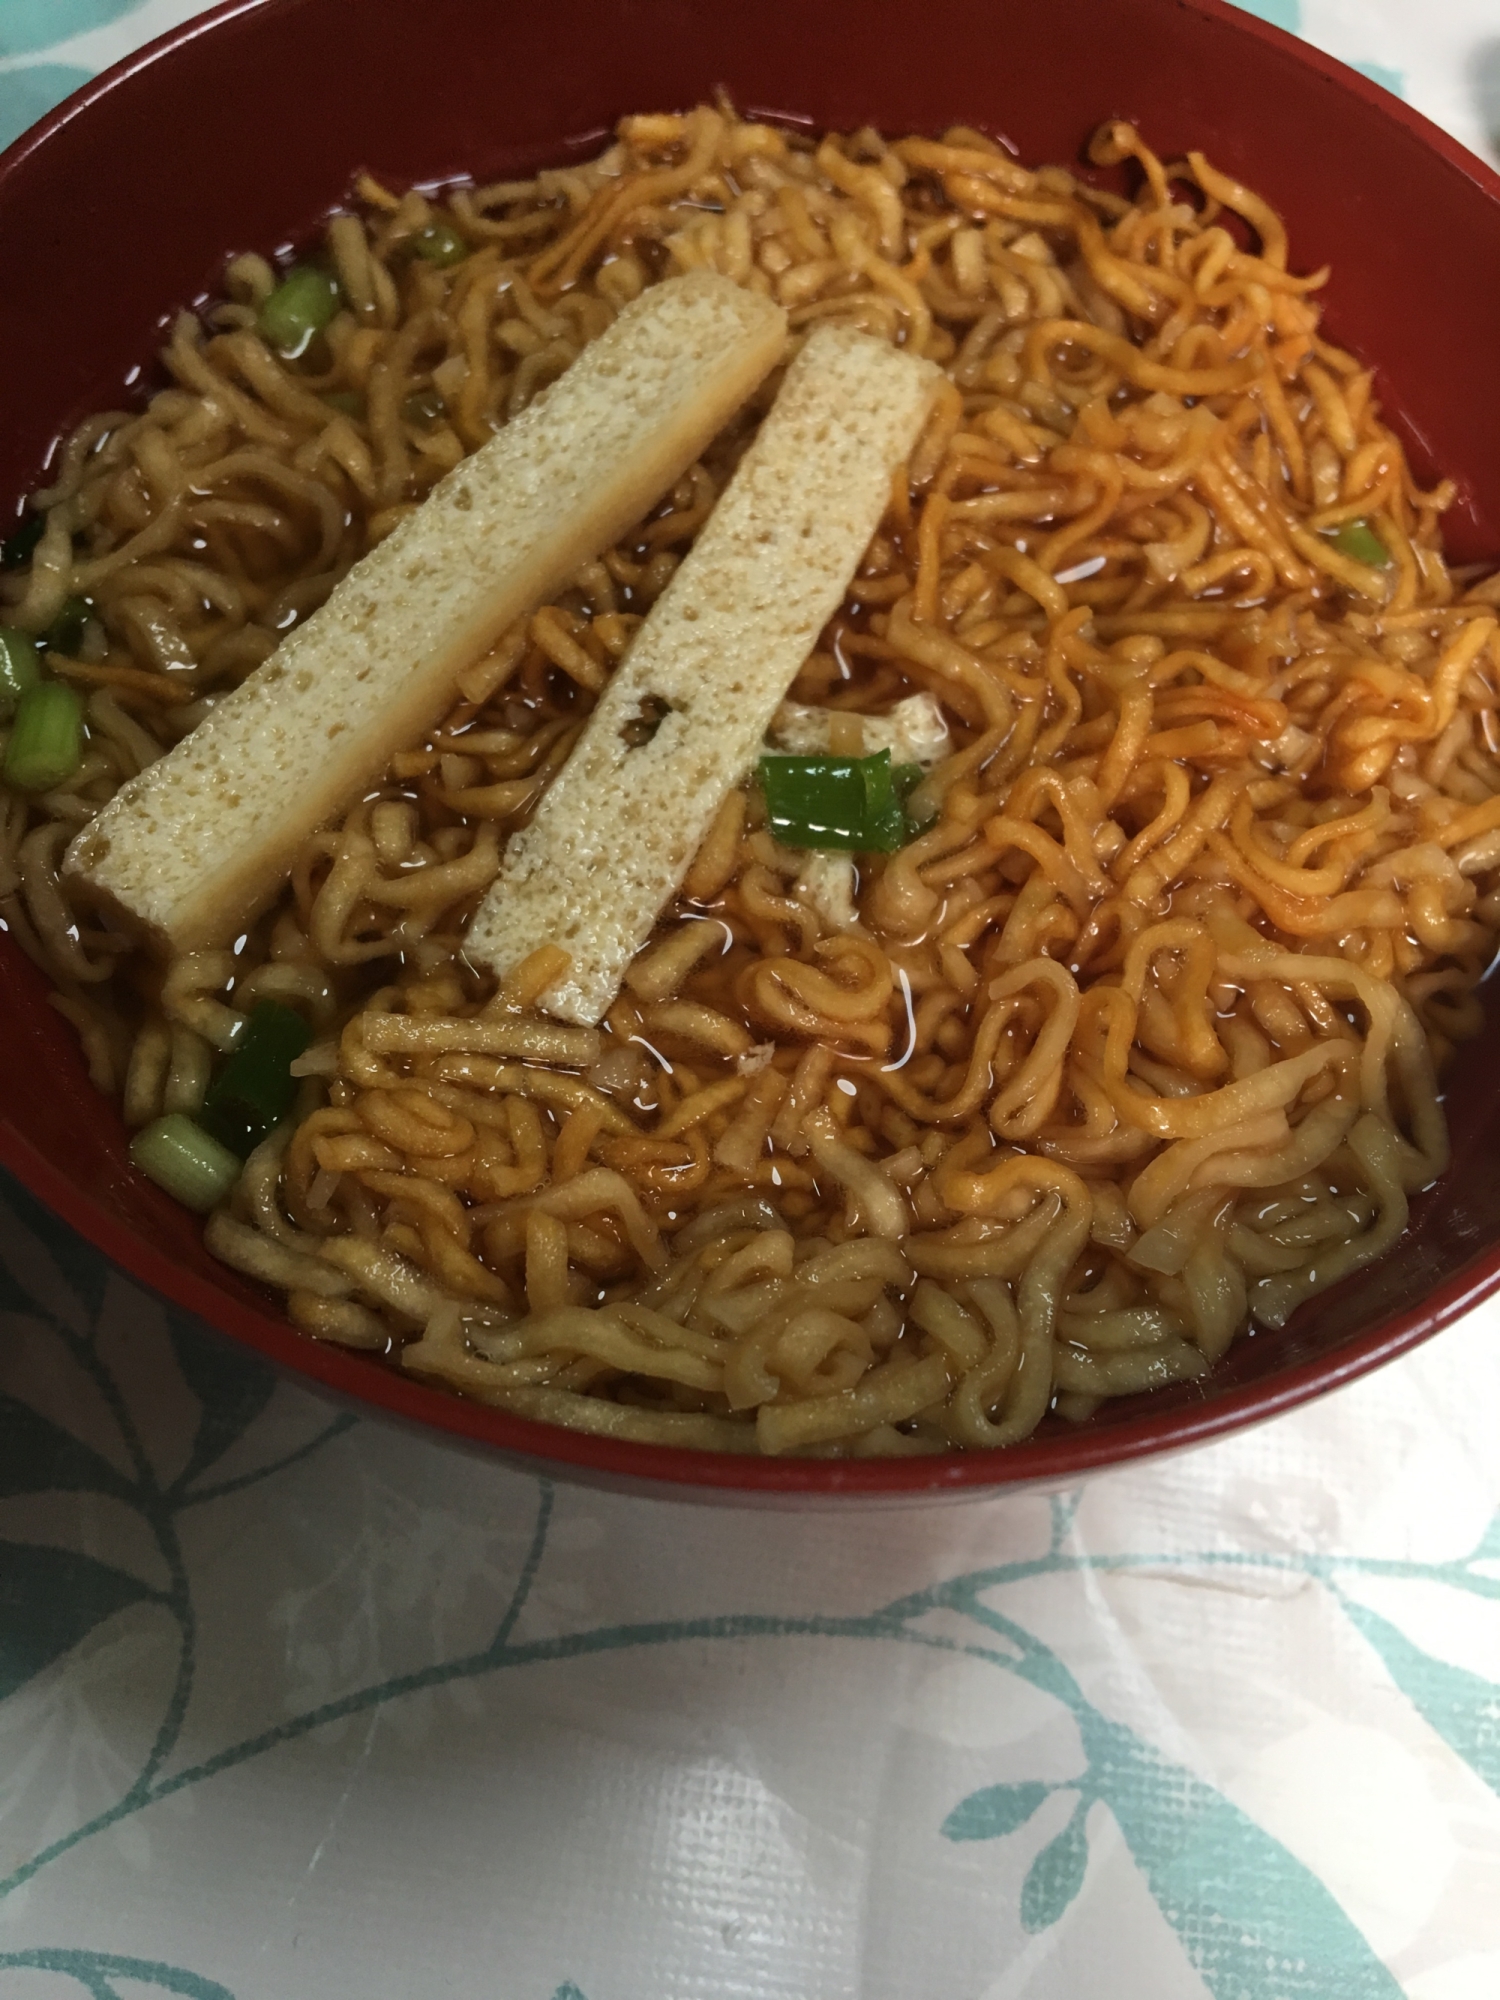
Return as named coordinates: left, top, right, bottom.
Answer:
left=6, top=0, right=1500, bottom=203
left=3, top=0, right=1499, bottom=1500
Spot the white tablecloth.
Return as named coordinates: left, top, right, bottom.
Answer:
left=1, top=6, right=1498, bottom=1997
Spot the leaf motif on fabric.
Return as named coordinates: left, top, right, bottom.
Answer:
left=1468, top=1509, right=1500, bottom=1565
left=941, top=1780, right=1054, bottom=1843
left=1227, top=0, right=1301, bottom=34
left=0, top=1, right=150, bottom=60
left=1081, top=1712, right=1403, bottom=1998
left=1048, top=1490, right=1085, bottom=1552
left=0, top=1542, right=154, bottom=1701
left=0, top=1181, right=94, bottom=1337
left=0, top=1947, right=236, bottom=1998
left=1337, top=1590, right=1500, bottom=1798
left=0, top=1391, right=134, bottom=1502
left=165, top=1311, right=276, bottom=1494
left=1019, top=1800, right=1090, bottom=1933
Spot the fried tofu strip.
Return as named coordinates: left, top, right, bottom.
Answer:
left=64, top=273, right=787, bottom=950
left=465, top=325, right=940, bottom=1024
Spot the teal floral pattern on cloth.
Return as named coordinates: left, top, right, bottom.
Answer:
left=1234, top=0, right=1302, bottom=32
left=0, top=1, right=153, bottom=57
left=0, top=67, right=91, bottom=149
left=0, top=0, right=186, bottom=150
left=1, top=3, right=1499, bottom=1994
left=1, top=1168, right=1498, bottom=1997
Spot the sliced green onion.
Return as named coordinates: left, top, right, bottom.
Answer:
left=1328, top=518, right=1391, bottom=568
left=130, top=1113, right=242, bottom=1212
left=4, top=682, right=84, bottom=792
left=0, top=513, right=44, bottom=569
left=42, top=594, right=93, bottom=658
left=759, top=748, right=912, bottom=853
left=198, top=1000, right=313, bottom=1158
left=322, top=388, right=365, bottom=418
left=258, top=266, right=341, bottom=357
left=412, top=220, right=469, bottom=267
left=0, top=628, right=41, bottom=716
left=402, top=386, right=446, bottom=428
left=891, top=760, right=936, bottom=832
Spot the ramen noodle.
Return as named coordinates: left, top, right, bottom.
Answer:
left=3, top=107, right=1498, bottom=1456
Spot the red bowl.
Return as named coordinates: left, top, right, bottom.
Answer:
left=2, top=0, right=1499, bottom=1502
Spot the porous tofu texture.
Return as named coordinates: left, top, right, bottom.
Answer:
left=64, top=273, right=787, bottom=950
left=465, top=324, right=941, bottom=1024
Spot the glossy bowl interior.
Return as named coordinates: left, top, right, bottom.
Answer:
left=2, top=0, right=1499, bottom=1501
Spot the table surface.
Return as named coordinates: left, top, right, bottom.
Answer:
left=1, top=5, right=1499, bottom=1997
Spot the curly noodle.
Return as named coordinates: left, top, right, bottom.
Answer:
left=3, top=107, right=1498, bottom=1456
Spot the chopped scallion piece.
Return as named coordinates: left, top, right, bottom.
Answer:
left=0, top=513, right=44, bottom=568
left=258, top=266, right=341, bottom=358
left=4, top=682, right=84, bottom=792
left=321, top=388, right=365, bottom=418
left=0, top=628, right=41, bottom=716
left=412, top=220, right=469, bottom=267
left=891, top=760, right=935, bottom=831
left=198, top=1000, right=313, bottom=1157
left=1328, top=518, right=1391, bottom=568
left=130, top=1113, right=242, bottom=1212
left=43, top=594, right=93, bottom=658
left=759, top=748, right=912, bottom=853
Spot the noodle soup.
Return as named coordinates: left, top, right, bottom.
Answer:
left=3, top=108, right=1496, bottom=1457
